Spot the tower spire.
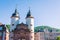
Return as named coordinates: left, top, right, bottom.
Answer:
left=26, top=7, right=34, bottom=18
left=10, top=4, right=20, bottom=32
left=26, top=7, right=34, bottom=40
left=16, top=4, right=17, bottom=9
left=11, top=4, right=20, bottom=17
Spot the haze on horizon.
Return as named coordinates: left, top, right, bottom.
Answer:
left=0, top=0, right=60, bottom=29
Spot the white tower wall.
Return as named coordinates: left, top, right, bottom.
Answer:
left=10, top=17, right=19, bottom=31
left=26, top=18, right=34, bottom=32
left=26, top=18, right=34, bottom=40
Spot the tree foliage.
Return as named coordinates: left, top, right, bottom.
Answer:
left=6, top=24, right=10, bottom=31
left=34, top=26, right=60, bottom=32
left=56, top=36, right=60, bottom=40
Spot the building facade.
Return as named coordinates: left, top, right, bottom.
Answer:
left=34, top=28, right=60, bottom=40
left=0, top=23, right=9, bottom=40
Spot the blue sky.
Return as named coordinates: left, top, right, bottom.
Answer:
left=0, top=0, right=60, bottom=29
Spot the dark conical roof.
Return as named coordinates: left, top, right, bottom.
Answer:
left=12, top=9, right=18, bottom=16
left=26, top=9, right=34, bottom=18
left=11, top=9, right=20, bottom=18
left=26, top=10, right=31, bottom=17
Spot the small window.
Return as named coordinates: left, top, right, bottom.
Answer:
left=12, top=24, right=14, bottom=26
left=0, top=27, right=2, bottom=30
left=31, top=30, right=33, bottom=31
left=11, top=37, right=13, bottom=38
left=0, top=32, right=2, bottom=36
left=35, top=33, right=36, bottom=34
left=30, top=24, right=32, bottom=26
left=31, top=36, right=33, bottom=38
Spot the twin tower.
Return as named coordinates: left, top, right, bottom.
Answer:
left=10, top=8, right=34, bottom=40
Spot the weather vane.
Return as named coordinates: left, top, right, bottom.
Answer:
left=15, top=4, right=18, bottom=9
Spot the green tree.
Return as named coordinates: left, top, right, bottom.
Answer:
left=56, top=36, right=60, bottom=40
left=6, top=24, right=10, bottom=31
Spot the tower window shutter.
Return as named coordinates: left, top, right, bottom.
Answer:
left=30, top=24, right=32, bottom=26
left=12, top=24, right=14, bottom=26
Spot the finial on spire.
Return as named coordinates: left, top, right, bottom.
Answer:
left=15, top=4, right=18, bottom=13
left=29, top=6, right=30, bottom=10
left=28, top=6, right=31, bottom=14
left=15, top=4, right=18, bottom=9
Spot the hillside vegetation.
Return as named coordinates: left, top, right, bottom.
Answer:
left=34, top=26, right=60, bottom=32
